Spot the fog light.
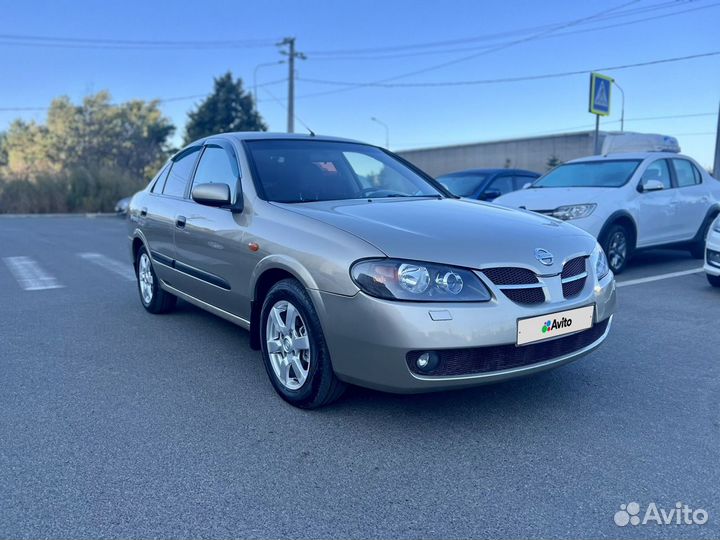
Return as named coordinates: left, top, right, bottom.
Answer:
left=415, top=351, right=440, bottom=373
left=708, top=249, right=720, bottom=268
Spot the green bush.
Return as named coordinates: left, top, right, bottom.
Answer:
left=0, top=166, right=147, bottom=214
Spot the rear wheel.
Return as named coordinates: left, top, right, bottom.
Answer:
left=690, top=218, right=713, bottom=259
left=260, top=279, right=345, bottom=408
left=601, top=224, right=631, bottom=274
left=136, top=247, right=176, bottom=314
left=708, top=274, right=720, bottom=288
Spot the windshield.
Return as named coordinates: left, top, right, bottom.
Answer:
left=436, top=174, right=489, bottom=197
left=533, top=160, right=641, bottom=188
left=245, top=139, right=442, bottom=203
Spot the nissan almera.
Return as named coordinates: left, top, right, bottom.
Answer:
left=128, top=133, right=616, bottom=408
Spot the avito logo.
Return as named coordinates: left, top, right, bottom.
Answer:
left=542, top=317, right=573, bottom=333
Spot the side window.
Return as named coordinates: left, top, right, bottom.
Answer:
left=163, top=147, right=201, bottom=198
left=485, top=175, right=515, bottom=197
left=514, top=175, right=537, bottom=190
left=150, top=164, right=170, bottom=193
left=641, top=159, right=672, bottom=190
left=673, top=159, right=701, bottom=188
left=193, top=146, right=239, bottom=199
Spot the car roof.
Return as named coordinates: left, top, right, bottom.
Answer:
left=438, top=168, right=539, bottom=177
left=565, top=152, right=689, bottom=163
left=192, top=132, right=365, bottom=145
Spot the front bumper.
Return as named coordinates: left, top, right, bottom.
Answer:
left=704, top=230, right=720, bottom=277
left=311, top=271, right=616, bottom=393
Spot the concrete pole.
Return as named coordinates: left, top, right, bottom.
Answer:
left=714, top=101, right=720, bottom=177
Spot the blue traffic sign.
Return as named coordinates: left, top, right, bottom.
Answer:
left=589, top=72, right=612, bottom=116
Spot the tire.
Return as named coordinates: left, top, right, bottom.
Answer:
left=708, top=274, right=720, bottom=288
left=600, top=224, right=631, bottom=274
left=689, top=218, right=712, bottom=259
left=135, top=246, right=177, bottom=314
left=260, top=279, right=346, bottom=408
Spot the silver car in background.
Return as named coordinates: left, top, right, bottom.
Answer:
left=128, top=133, right=616, bottom=408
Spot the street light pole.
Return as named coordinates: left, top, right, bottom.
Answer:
left=613, top=80, right=625, bottom=132
left=253, top=60, right=285, bottom=105
left=371, top=116, right=390, bottom=148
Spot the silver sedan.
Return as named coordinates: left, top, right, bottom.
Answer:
left=128, top=133, right=616, bottom=408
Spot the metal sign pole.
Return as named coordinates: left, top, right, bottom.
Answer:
left=594, top=114, right=600, bottom=154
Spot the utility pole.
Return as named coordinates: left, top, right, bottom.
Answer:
left=278, top=37, right=306, bottom=133
left=371, top=117, right=390, bottom=148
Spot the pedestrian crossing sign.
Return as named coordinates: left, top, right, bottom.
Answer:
left=589, top=72, right=612, bottom=116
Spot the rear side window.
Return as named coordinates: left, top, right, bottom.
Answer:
left=193, top=146, right=239, bottom=199
left=150, top=164, right=170, bottom=193
left=163, top=147, right=201, bottom=198
left=672, top=159, right=701, bottom=187
left=642, top=159, right=672, bottom=190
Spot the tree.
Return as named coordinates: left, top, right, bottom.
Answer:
left=546, top=155, right=562, bottom=170
left=184, top=72, right=267, bottom=143
left=3, top=91, right=175, bottom=179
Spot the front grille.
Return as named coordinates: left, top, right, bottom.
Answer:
left=482, top=267, right=538, bottom=285
left=562, top=257, right=586, bottom=278
left=562, top=278, right=586, bottom=298
left=407, top=318, right=609, bottom=377
left=502, top=288, right=545, bottom=305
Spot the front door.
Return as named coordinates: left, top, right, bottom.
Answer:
left=635, top=158, right=678, bottom=247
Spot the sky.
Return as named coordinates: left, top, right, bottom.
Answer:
left=1, top=0, right=718, bottom=168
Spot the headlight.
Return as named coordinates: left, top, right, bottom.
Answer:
left=713, top=217, right=720, bottom=233
left=550, top=204, right=596, bottom=220
left=351, top=259, right=492, bottom=302
left=593, top=243, right=610, bottom=280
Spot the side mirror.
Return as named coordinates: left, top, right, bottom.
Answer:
left=640, top=179, right=665, bottom=193
left=192, top=183, right=231, bottom=207
left=480, top=189, right=502, bottom=201
left=522, top=182, right=533, bottom=189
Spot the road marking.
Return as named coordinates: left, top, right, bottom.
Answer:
left=2, top=256, right=64, bottom=291
left=617, top=268, right=704, bottom=288
left=78, top=252, right=135, bottom=281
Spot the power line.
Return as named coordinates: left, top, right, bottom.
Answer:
left=0, top=33, right=278, bottom=50
left=297, top=51, right=720, bottom=89
left=306, top=2, right=720, bottom=61
left=308, top=0, right=697, bottom=57
left=0, top=78, right=287, bottom=112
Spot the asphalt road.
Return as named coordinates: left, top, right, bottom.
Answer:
left=1, top=216, right=718, bottom=539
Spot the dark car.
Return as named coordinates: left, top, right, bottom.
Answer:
left=436, top=168, right=540, bottom=201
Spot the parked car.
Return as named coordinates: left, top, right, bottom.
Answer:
left=114, top=196, right=131, bottom=215
left=494, top=149, right=720, bottom=274
left=705, top=215, right=720, bottom=287
left=128, top=133, right=616, bottom=408
left=436, top=168, right=540, bottom=201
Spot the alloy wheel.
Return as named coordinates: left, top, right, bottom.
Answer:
left=265, top=300, right=311, bottom=390
left=138, top=253, right=154, bottom=305
left=608, top=231, right=627, bottom=271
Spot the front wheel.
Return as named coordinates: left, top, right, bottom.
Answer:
left=601, top=224, right=631, bottom=274
left=260, top=279, right=345, bottom=408
left=708, top=274, right=720, bottom=288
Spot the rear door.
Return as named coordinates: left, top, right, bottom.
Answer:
left=670, top=158, right=708, bottom=240
left=635, top=158, right=678, bottom=246
left=172, top=140, right=250, bottom=319
left=142, top=149, right=201, bottom=281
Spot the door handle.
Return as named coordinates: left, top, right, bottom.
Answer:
left=175, top=215, right=187, bottom=229
left=140, top=207, right=148, bottom=217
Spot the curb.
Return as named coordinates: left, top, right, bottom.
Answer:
left=0, top=212, right=120, bottom=219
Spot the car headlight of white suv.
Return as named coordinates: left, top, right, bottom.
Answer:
left=593, top=243, right=610, bottom=280
left=550, top=204, right=597, bottom=220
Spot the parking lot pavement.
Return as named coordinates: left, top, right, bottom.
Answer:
left=0, top=216, right=718, bottom=539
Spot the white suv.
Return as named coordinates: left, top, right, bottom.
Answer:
left=705, top=216, right=720, bottom=287
left=495, top=152, right=720, bottom=273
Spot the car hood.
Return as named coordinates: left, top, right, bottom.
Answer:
left=494, top=187, right=614, bottom=211
left=275, top=198, right=595, bottom=274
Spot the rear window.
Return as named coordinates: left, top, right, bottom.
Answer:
left=533, top=160, right=641, bottom=188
